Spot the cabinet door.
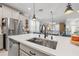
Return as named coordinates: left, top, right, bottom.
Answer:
left=19, top=14, right=26, bottom=27
left=12, top=10, right=19, bottom=19
left=2, top=5, right=6, bottom=18
left=2, top=5, right=11, bottom=18
left=0, top=17, right=2, bottom=33
left=8, top=39, right=19, bottom=56
left=0, top=6, right=2, bottom=17
left=0, top=35, right=3, bottom=49
left=2, top=5, right=19, bottom=19
left=20, top=43, right=49, bottom=56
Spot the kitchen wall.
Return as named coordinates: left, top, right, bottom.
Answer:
left=66, top=18, right=79, bottom=35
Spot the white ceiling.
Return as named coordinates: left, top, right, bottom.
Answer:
left=5, top=3, right=79, bottom=23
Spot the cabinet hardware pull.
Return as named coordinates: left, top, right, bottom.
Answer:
left=29, top=51, right=36, bottom=55
left=20, top=49, right=31, bottom=56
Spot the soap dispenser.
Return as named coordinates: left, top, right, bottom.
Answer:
left=51, top=36, right=53, bottom=40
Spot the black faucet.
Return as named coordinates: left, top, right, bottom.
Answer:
left=43, top=25, right=48, bottom=38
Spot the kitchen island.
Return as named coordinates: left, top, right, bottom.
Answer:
left=8, top=33, right=79, bottom=56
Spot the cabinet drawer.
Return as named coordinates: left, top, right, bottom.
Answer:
left=20, top=43, right=49, bottom=56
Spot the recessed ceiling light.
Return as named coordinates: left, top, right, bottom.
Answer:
left=28, top=8, right=31, bottom=10
left=39, top=9, right=43, bottom=12
left=53, top=22, right=56, bottom=24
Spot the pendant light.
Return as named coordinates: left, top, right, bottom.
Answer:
left=32, top=3, right=36, bottom=21
left=50, top=11, right=55, bottom=25
left=64, top=3, right=74, bottom=14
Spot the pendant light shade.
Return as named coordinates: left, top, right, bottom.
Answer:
left=32, top=14, right=36, bottom=21
left=64, top=3, right=74, bottom=14
left=32, top=3, right=36, bottom=21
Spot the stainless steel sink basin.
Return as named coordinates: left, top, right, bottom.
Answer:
left=27, top=38, right=57, bottom=50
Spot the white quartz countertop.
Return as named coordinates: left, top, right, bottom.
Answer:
left=8, top=33, right=79, bottom=56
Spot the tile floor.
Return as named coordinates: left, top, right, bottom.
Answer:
left=0, top=50, right=8, bottom=56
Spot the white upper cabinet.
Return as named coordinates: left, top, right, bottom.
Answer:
left=2, top=5, right=19, bottom=19
left=19, top=14, right=26, bottom=27
left=0, top=17, right=1, bottom=26
left=2, top=5, right=12, bottom=18
left=2, top=5, right=6, bottom=18
left=12, top=10, right=19, bottom=19
left=6, top=7, right=13, bottom=18
left=0, top=6, right=2, bottom=18
left=0, top=6, right=2, bottom=33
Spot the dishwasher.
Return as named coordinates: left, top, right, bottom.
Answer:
left=8, top=39, right=20, bottom=56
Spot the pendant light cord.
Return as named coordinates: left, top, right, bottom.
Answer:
left=33, top=3, right=35, bottom=14
left=50, top=11, right=53, bottom=23
left=67, top=3, right=71, bottom=7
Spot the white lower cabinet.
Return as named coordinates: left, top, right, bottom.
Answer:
left=20, top=44, right=49, bottom=56
left=0, top=34, right=3, bottom=49
left=8, top=39, right=19, bottom=56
